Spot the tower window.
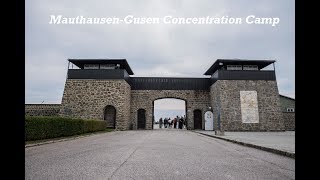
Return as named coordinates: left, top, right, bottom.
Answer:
left=243, top=65, right=258, bottom=70
left=84, top=64, right=99, bottom=69
left=227, top=65, right=242, bottom=70
left=100, top=64, right=116, bottom=69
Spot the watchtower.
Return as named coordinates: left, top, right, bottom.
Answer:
left=205, top=59, right=284, bottom=131
left=60, top=59, right=133, bottom=130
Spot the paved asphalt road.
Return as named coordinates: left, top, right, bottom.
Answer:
left=25, top=129, right=295, bottom=180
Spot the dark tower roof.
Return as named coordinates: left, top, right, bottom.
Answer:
left=68, top=59, right=134, bottom=75
left=204, top=59, right=276, bottom=75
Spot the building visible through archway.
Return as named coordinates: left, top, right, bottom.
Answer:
left=153, top=98, right=186, bottom=129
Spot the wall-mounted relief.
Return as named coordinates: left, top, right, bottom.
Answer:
left=240, top=91, right=259, bottom=123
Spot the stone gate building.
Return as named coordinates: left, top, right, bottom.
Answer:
left=57, top=58, right=285, bottom=131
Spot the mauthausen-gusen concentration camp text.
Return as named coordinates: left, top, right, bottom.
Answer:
left=49, top=15, right=280, bottom=26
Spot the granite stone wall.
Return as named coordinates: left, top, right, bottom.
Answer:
left=209, top=82, right=221, bottom=131
left=25, top=104, right=61, bottom=116
left=130, top=90, right=210, bottom=130
left=283, top=112, right=295, bottom=131
left=210, top=80, right=285, bottom=131
left=57, top=78, right=284, bottom=131
left=59, top=79, right=131, bottom=130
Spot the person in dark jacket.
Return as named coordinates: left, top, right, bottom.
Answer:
left=174, top=117, right=178, bottom=128
left=164, top=118, right=168, bottom=128
left=179, top=117, right=183, bottom=129
left=159, top=118, right=163, bottom=128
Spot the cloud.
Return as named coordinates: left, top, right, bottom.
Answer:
left=26, top=0, right=294, bottom=103
left=154, top=98, right=186, bottom=110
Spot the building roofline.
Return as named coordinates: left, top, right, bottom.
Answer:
left=204, top=59, right=276, bottom=75
left=279, top=94, right=295, bottom=100
left=68, top=58, right=134, bottom=75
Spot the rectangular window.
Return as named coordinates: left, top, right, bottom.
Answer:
left=84, top=64, right=99, bottom=69
left=100, top=64, right=116, bottom=69
left=243, top=65, right=258, bottom=70
left=240, top=91, right=259, bottom=123
left=227, top=65, right=242, bottom=70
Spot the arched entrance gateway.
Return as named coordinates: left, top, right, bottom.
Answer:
left=61, top=59, right=284, bottom=131
left=104, top=105, right=116, bottom=129
left=130, top=89, right=210, bottom=130
left=153, top=98, right=187, bottom=129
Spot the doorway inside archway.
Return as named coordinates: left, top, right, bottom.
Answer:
left=153, top=98, right=186, bottom=130
left=193, top=109, right=202, bottom=130
left=104, top=105, right=116, bottom=129
left=137, top=109, right=146, bottom=129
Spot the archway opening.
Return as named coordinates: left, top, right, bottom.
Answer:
left=153, top=98, right=186, bottom=130
left=104, top=105, right=116, bottom=129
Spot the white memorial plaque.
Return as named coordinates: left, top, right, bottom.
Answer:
left=240, top=91, right=259, bottom=123
left=204, top=111, right=214, bottom=130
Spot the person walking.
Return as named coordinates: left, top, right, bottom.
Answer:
left=183, top=117, right=186, bottom=129
left=176, top=116, right=179, bottom=129
left=159, top=118, right=163, bottom=129
left=164, top=118, right=168, bottom=128
left=179, top=116, right=183, bottom=129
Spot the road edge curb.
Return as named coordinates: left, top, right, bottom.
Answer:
left=25, top=131, right=115, bottom=148
left=192, top=131, right=295, bottom=159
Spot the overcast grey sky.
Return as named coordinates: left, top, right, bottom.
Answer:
left=154, top=99, right=185, bottom=120
left=26, top=0, right=294, bottom=105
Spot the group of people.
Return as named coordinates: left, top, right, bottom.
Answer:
left=158, top=116, right=185, bottom=129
